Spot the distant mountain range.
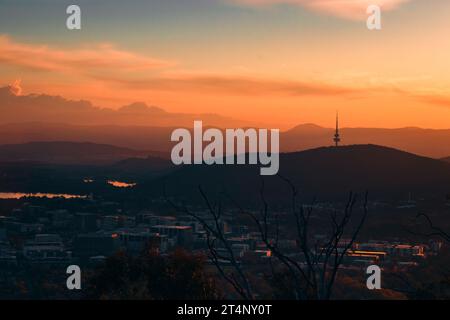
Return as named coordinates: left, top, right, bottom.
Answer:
left=2, top=85, right=450, bottom=158
left=1, top=123, right=450, bottom=159
left=0, top=141, right=151, bottom=165
left=0, top=123, right=174, bottom=156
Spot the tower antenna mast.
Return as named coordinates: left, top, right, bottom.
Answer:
left=333, top=112, right=341, bottom=147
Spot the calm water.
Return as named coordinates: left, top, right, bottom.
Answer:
left=0, top=180, right=137, bottom=199
left=107, top=180, right=137, bottom=188
left=0, top=192, right=87, bottom=199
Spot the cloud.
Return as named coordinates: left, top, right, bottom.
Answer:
left=0, top=35, right=173, bottom=76
left=9, top=79, right=22, bottom=96
left=0, top=84, right=253, bottom=128
left=418, top=95, right=450, bottom=109
left=230, top=0, right=412, bottom=20
left=98, top=74, right=358, bottom=96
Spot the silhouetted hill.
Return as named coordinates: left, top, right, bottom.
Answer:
left=1, top=144, right=449, bottom=205
left=153, top=145, right=450, bottom=204
left=0, top=154, right=174, bottom=193
left=0, top=141, right=150, bottom=165
left=282, top=125, right=450, bottom=159
left=442, top=157, right=450, bottom=163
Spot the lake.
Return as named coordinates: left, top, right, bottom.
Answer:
left=0, top=192, right=87, bottom=199
left=107, top=180, right=137, bottom=188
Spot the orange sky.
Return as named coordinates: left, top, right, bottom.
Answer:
left=1, top=0, right=450, bottom=130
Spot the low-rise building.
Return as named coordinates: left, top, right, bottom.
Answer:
left=23, top=234, right=71, bottom=265
left=151, top=225, right=193, bottom=249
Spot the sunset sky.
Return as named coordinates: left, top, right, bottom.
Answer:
left=1, top=0, right=450, bottom=129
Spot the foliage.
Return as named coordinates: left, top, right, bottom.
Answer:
left=85, top=248, right=221, bottom=300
